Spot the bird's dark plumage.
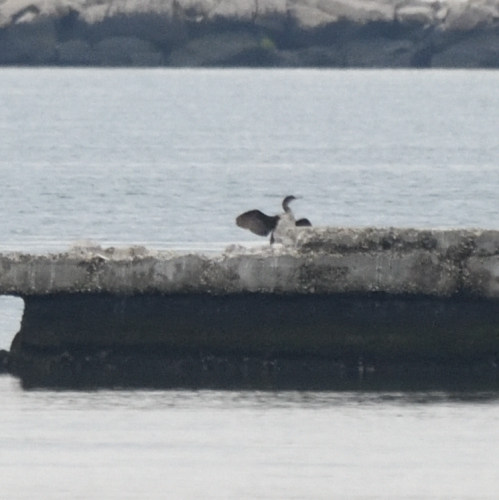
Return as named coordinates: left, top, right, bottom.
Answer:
left=295, top=218, right=312, bottom=227
left=236, top=210, right=279, bottom=236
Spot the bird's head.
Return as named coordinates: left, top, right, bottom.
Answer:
left=282, top=195, right=298, bottom=212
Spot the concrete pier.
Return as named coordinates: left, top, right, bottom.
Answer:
left=3, top=227, right=499, bottom=388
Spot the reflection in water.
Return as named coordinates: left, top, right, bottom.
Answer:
left=2, top=376, right=499, bottom=499
left=2, top=374, right=499, bottom=410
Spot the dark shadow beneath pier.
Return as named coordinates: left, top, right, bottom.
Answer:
left=8, top=292, right=499, bottom=390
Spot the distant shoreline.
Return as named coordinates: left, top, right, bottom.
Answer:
left=0, top=0, right=498, bottom=68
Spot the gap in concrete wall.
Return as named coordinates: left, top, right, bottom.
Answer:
left=0, top=296, right=24, bottom=351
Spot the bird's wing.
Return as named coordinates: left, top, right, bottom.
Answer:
left=295, top=218, right=312, bottom=227
left=236, top=210, right=279, bottom=236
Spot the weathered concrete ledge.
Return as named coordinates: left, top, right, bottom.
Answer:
left=3, top=227, right=499, bottom=298
left=3, top=227, right=499, bottom=388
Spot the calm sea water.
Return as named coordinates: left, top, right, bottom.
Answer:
left=1, top=68, right=499, bottom=498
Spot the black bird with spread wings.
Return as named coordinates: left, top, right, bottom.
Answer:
left=236, top=195, right=312, bottom=244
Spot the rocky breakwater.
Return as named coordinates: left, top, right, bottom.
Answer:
left=3, top=227, right=499, bottom=388
left=0, top=0, right=498, bottom=68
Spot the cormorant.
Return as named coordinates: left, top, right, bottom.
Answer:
left=236, top=195, right=312, bottom=244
